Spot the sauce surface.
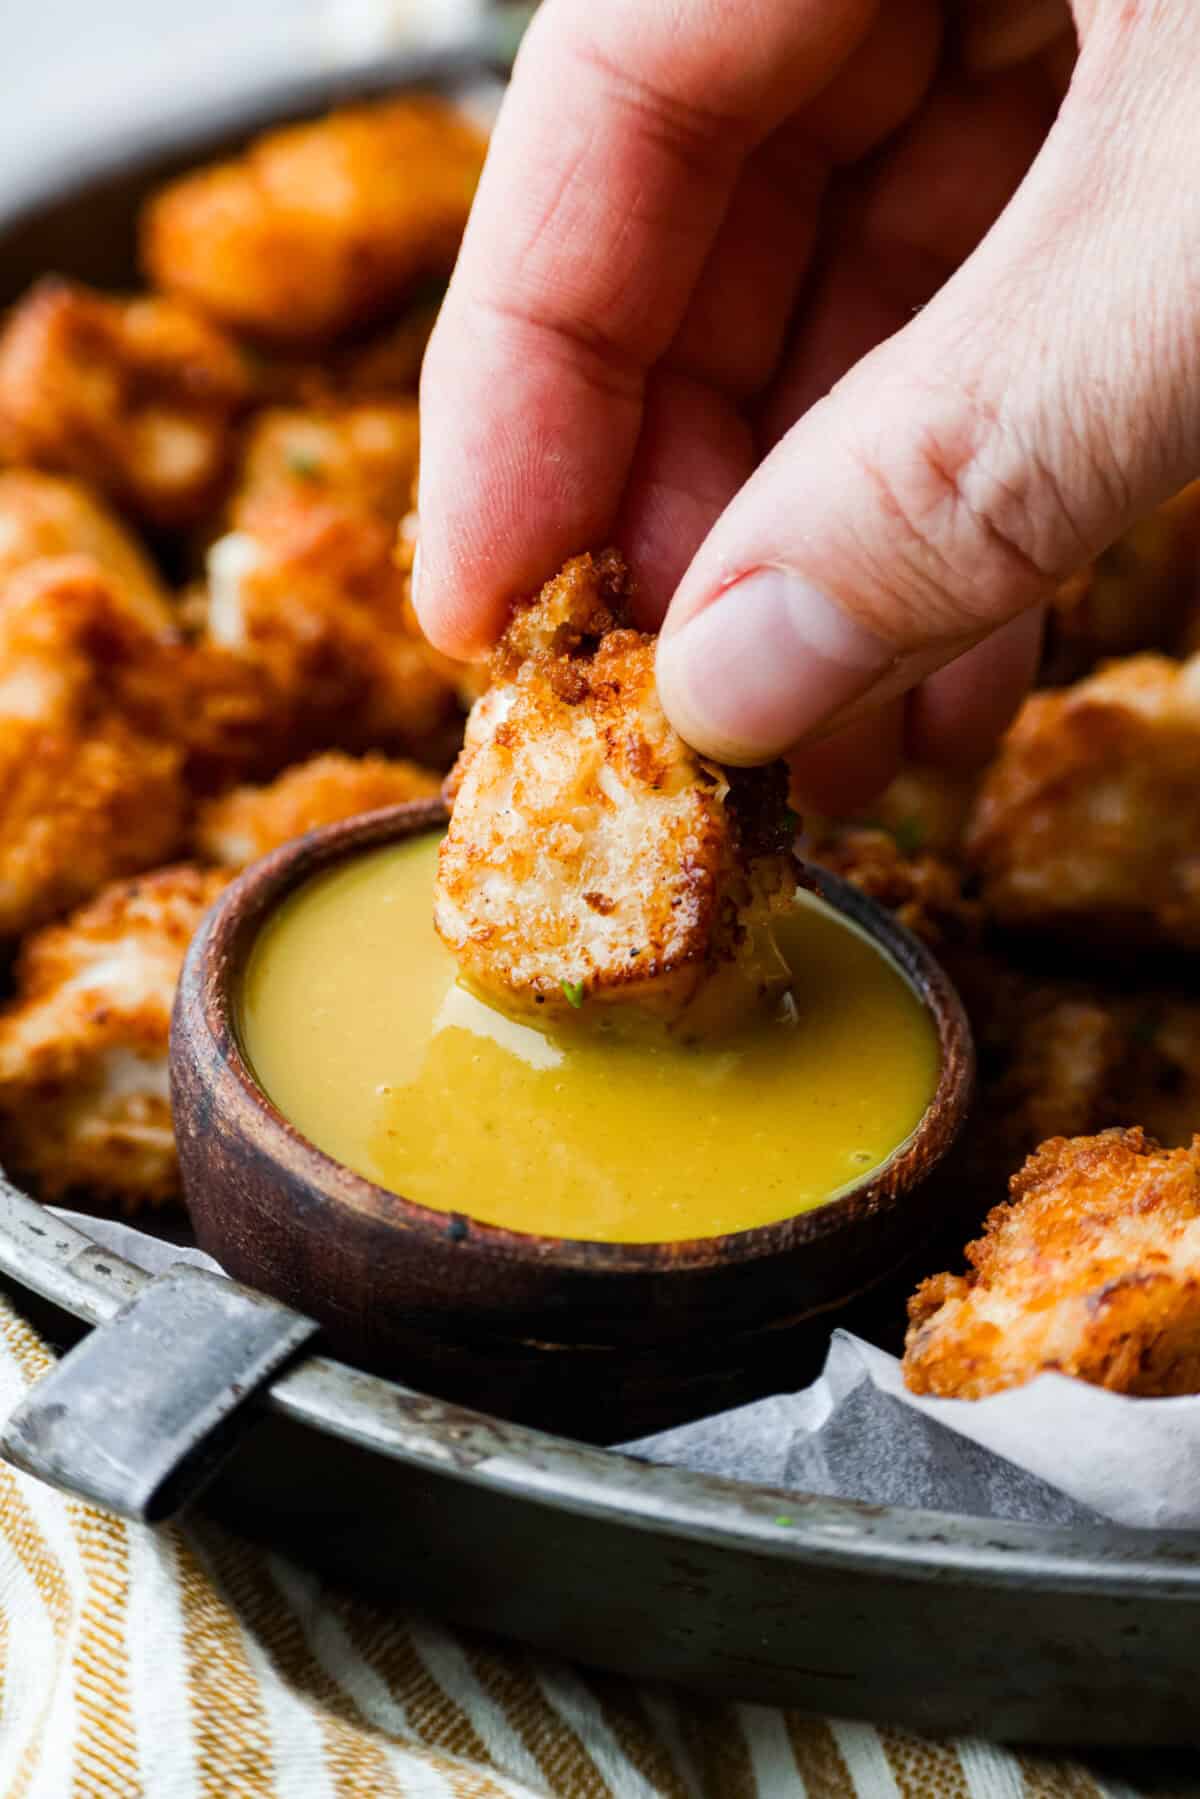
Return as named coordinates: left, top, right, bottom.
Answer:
left=239, top=835, right=939, bottom=1243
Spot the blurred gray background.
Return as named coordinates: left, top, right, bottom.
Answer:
left=2, top=0, right=490, bottom=207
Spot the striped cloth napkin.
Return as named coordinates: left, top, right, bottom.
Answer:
left=0, top=1293, right=1189, bottom=1798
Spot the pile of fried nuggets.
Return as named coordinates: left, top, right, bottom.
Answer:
left=5, top=93, right=1200, bottom=1409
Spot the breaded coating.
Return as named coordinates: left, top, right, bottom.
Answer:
left=1044, top=483, right=1200, bottom=684
left=195, top=751, right=439, bottom=868
left=965, top=962, right=1126, bottom=1152
left=187, top=395, right=458, bottom=767
left=0, top=865, right=228, bottom=1209
left=967, top=654, right=1200, bottom=950
left=0, top=469, right=171, bottom=629
left=201, top=495, right=458, bottom=762
left=335, top=297, right=442, bottom=395
left=166, top=639, right=292, bottom=792
left=904, top=1128, right=1200, bottom=1399
left=229, top=401, right=420, bottom=531
left=192, top=297, right=444, bottom=417
left=809, top=827, right=980, bottom=951
left=954, top=955, right=1200, bottom=1193
left=0, top=557, right=189, bottom=936
left=0, top=280, right=251, bottom=526
left=435, top=551, right=798, bottom=1024
left=142, top=98, right=485, bottom=346
left=850, top=764, right=979, bottom=860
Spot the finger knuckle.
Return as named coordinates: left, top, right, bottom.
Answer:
left=838, top=375, right=1099, bottom=643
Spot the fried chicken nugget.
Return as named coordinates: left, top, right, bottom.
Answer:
left=0, top=556, right=189, bottom=937
left=165, top=638, right=292, bottom=792
left=435, top=550, right=798, bottom=1025
left=0, top=280, right=252, bottom=527
left=334, top=296, right=442, bottom=395
left=967, top=654, right=1200, bottom=950
left=202, top=495, right=458, bottom=762
left=229, top=400, right=420, bottom=529
left=851, top=764, right=979, bottom=860
left=0, top=865, right=228, bottom=1209
left=1044, top=483, right=1200, bottom=684
left=904, top=1128, right=1200, bottom=1399
left=142, top=98, right=485, bottom=345
left=0, top=469, right=171, bottom=628
left=195, top=751, right=439, bottom=868
left=809, top=826, right=980, bottom=950
left=195, top=396, right=457, bottom=765
left=953, top=955, right=1200, bottom=1184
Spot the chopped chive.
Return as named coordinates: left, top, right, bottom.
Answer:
left=891, top=815, right=926, bottom=857
left=286, top=447, right=323, bottom=479
left=1131, top=1005, right=1162, bottom=1047
left=774, top=1515, right=794, bottom=1528
left=561, top=979, right=585, bottom=1009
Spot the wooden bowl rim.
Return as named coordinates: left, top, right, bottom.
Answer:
left=174, top=800, right=975, bottom=1276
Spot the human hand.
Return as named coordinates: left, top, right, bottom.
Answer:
left=415, top=0, right=1199, bottom=810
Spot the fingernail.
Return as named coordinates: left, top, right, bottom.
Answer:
left=655, top=569, right=891, bottom=763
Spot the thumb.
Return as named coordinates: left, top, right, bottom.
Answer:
left=656, top=4, right=1200, bottom=764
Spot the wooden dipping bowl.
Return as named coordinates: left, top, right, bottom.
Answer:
left=171, top=801, right=974, bottom=1441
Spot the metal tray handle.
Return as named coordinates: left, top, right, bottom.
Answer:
left=1, top=1264, right=318, bottom=1521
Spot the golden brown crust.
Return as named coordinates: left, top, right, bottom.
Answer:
left=0, top=469, right=171, bottom=628
left=949, top=951, right=1200, bottom=1206
left=904, top=1128, right=1200, bottom=1400
left=435, top=550, right=797, bottom=1022
left=188, top=396, right=458, bottom=770
left=334, top=299, right=443, bottom=396
left=0, top=865, right=229, bottom=1209
left=0, top=280, right=251, bottom=526
left=1044, top=482, right=1200, bottom=683
left=199, top=496, right=458, bottom=763
left=966, top=653, right=1200, bottom=950
left=194, top=751, right=439, bottom=867
left=142, top=98, right=485, bottom=345
left=843, top=763, right=980, bottom=861
left=0, top=556, right=190, bottom=936
left=228, top=401, right=420, bottom=530
left=808, top=826, right=980, bottom=950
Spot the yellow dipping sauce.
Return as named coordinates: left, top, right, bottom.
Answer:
left=239, top=835, right=939, bottom=1243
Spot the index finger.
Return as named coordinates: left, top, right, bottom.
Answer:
left=415, top=0, right=878, bottom=656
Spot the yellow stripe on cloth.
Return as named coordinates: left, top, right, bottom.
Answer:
left=191, top=1523, right=401, bottom=1799
left=176, top=1535, right=281, bottom=1798
left=67, top=1502, right=140, bottom=1799
left=787, top=1714, right=858, bottom=1796
left=464, top=1643, right=613, bottom=1797
left=0, top=1290, right=1189, bottom=1799
left=879, top=1726, right=974, bottom=1798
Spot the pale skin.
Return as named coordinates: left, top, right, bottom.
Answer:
left=414, top=0, right=1200, bottom=812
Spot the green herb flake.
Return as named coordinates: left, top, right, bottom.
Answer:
left=286, top=447, right=323, bottom=480
left=1131, top=1005, right=1162, bottom=1048
left=891, top=815, right=925, bottom=857
left=562, top=979, right=585, bottom=1009
left=774, top=1515, right=794, bottom=1528
left=236, top=340, right=269, bottom=373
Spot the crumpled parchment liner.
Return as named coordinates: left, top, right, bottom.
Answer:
left=62, top=1213, right=1200, bottom=1530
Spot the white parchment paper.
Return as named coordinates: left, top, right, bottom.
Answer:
left=62, top=1213, right=1200, bottom=1531
left=630, top=1331, right=1200, bottom=1531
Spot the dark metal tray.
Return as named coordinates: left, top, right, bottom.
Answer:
left=2, top=52, right=1200, bottom=1748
